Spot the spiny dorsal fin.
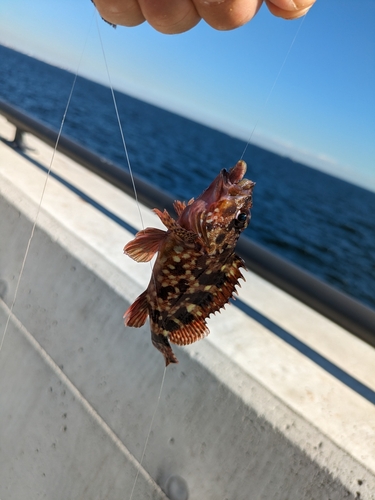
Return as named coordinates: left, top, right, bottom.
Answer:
left=154, top=208, right=199, bottom=245
left=153, top=208, right=177, bottom=230
left=173, top=200, right=186, bottom=216
left=124, top=227, right=166, bottom=262
left=123, top=291, right=148, bottom=328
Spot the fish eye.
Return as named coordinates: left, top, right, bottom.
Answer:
left=236, top=212, right=248, bottom=222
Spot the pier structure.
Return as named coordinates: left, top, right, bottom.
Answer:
left=0, top=109, right=374, bottom=499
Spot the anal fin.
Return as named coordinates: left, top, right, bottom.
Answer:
left=169, top=319, right=209, bottom=346
left=124, top=291, right=149, bottom=328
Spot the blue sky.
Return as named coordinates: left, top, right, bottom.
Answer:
left=0, top=0, right=374, bottom=191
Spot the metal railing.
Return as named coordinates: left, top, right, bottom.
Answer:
left=1, top=98, right=374, bottom=347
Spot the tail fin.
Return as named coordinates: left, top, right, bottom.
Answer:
left=152, top=331, right=178, bottom=366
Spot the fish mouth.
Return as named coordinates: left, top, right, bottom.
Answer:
left=202, top=160, right=255, bottom=205
left=177, top=160, right=255, bottom=235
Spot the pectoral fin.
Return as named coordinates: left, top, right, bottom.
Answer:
left=124, top=227, right=166, bottom=262
left=124, top=291, right=149, bottom=328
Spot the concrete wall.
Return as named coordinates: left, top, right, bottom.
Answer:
left=1, top=115, right=374, bottom=499
left=1, top=162, right=374, bottom=499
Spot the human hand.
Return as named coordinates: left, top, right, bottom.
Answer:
left=93, top=0, right=315, bottom=34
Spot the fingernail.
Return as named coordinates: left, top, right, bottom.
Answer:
left=290, top=0, right=315, bottom=9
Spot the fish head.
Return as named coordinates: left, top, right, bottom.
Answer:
left=178, top=160, right=255, bottom=253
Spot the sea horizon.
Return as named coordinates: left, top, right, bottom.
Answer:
left=1, top=43, right=375, bottom=310
left=1, top=42, right=373, bottom=196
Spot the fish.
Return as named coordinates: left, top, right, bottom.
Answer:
left=123, top=160, right=255, bottom=366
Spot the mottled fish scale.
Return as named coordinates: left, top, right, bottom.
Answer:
left=167, top=255, right=245, bottom=346
left=123, top=160, right=255, bottom=366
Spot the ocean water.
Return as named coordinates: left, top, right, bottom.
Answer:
left=1, top=44, right=374, bottom=310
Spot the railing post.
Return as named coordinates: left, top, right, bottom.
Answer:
left=12, top=127, right=26, bottom=150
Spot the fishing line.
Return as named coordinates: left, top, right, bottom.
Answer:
left=92, top=10, right=310, bottom=498
left=94, top=13, right=167, bottom=499
left=128, top=366, right=167, bottom=500
left=94, top=13, right=146, bottom=231
left=0, top=13, right=95, bottom=358
left=240, top=13, right=307, bottom=160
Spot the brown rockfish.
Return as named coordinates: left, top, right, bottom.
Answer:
left=123, top=160, right=255, bottom=366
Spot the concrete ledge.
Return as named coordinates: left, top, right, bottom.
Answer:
left=0, top=300, right=167, bottom=500
left=1, top=118, right=375, bottom=499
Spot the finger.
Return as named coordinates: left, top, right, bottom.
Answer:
left=93, top=0, right=145, bottom=27
left=265, top=0, right=315, bottom=20
left=137, top=0, right=201, bottom=34
left=193, top=0, right=263, bottom=31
